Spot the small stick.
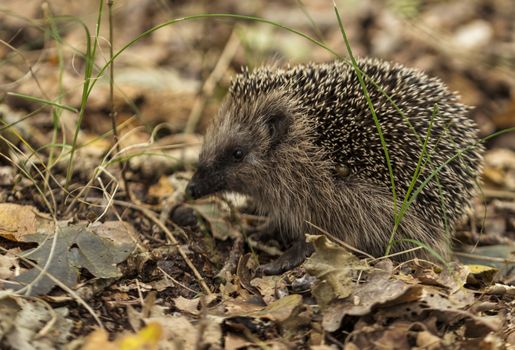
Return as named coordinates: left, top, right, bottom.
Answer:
left=195, top=295, right=208, bottom=350
left=306, top=221, right=375, bottom=259
left=482, top=189, right=515, bottom=200
left=184, top=30, right=240, bottom=134
left=216, top=235, right=243, bottom=281
left=370, top=246, right=423, bottom=263
left=157, top=267, right=198, bottom=294
left=454, top=251, right=515, bottom=264
left=113, top=200, right=213, bottom=296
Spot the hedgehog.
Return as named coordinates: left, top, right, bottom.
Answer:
left=186, top=58, right=483, bottom=275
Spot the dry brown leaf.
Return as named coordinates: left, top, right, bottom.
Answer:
left=304, top=235, right=369, bottom=305
left=0, top=166, right=15, bottom=186
left=144, top=316, right=196, bottom=350
left=250, top=275, right=286, bottom=305
left=173, top=295, right=201, bottom=315
left=0, top=295, right=72, bottom=349
left=0, top=203, right=54, bottom=241
left=248, top=294, right=303, bottom=323
left=220, top=277, right=254, bottom=305
left=0, top=251, right=18, bottom=280
left=144, top=315, right=221, bottom=350
left=416, top=330, right=442, bottom=349
left=322, top=271, right=422, bottom=332
left=346, top=320, right=412, bottom=350
left=484, top=283, right=515, bottom=296
left=224, top=333, right=251, bottom=350
left=7, top=221, right=136, bottom=295
left=465, top=264, right=499, bottom=286
left=190, top=200, right=240, bottom=241
left=223, top=299, right=266, bottom=316
left=483, top=148, right=515, bottom=190
left=311, top=346, right=338, bottom=350
left=173, top=294, right=218, bottom=316
left=413, top=263, right=469, bottom=293
left=82, top=329, right=119, bottom=350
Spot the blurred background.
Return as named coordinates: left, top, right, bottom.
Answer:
left=1, top=0, right=514, bottom=135
left=0, top=0, right=514, bottom=202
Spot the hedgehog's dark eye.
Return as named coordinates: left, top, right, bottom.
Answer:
left=232, top=148, right=245, bottom=162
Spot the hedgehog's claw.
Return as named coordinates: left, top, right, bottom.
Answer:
left=257, top=239, right=314, bottom=275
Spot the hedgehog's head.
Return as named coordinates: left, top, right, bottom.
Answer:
left=186, top=90, right=301, bottom=199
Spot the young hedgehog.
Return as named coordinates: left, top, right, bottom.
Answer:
left=186, top=58, right=483, bottom=275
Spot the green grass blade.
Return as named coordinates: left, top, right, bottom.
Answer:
left=406, top=127, right=515, bottom=211
left=333, top=4, right=398, bottom=221
left=396, top=238, right=448, bottom=266
left=65, top=0, right=102, bottom=187
left=6, top=92, right=78, bottom=113
left=88, top=13, right=340, bottom=97
left=386, top=105, right=438, bottom=254
left=44, top=4, right=66, bottom=189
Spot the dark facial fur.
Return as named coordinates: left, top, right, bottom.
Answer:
left=187, top=90, right=301, bottom=199
left=187, top=58, right=483, bottom=272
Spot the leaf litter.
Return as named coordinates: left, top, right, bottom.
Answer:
left=2, top=218, right=136, bottom=296
left=0, top=0, right=514, bottom=349
left=0, top=142, right=512, bottom=349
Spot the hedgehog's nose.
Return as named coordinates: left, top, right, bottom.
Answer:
left=186, top=182, right=200, bottom=199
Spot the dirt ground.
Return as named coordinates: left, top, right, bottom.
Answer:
left=0, top=0, right=514, bottom=349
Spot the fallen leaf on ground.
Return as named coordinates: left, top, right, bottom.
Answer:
left=0, top=295, right=72, bottom=350
left=413, top=262, right=468, bottom=293
left=145, top=315, right=222, bottom=350
left=465, top=264, right=499, bottom=286
left=82, top=322, right=162, bottom=350
left=173, top=294, right=218, bottom=315
left=0, top=251, right=18, bottom=280
left=250, top=275, right=287, bottom=305
left=0, top=203, right=54, bottom=241
left=6, top=221, right=136, bottom=295
left=304, top=235, right=369, bottom=305
left=322, top=268, right=422, bottom=332
left=189, top=200, right=240, bottom=240
left=248, top=294, right=303, bottom=323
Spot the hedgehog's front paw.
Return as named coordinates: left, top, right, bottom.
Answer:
left=257, top=239, right=314, bottom=275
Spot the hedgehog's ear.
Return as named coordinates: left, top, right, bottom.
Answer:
left=266, top=112, right=290, bottom=148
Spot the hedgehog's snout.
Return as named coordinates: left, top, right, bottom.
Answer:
left=186, top=165, right=226, bottom=199
left=185, top=181, right=201, bottom=199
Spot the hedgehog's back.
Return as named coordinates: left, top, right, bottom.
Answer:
left=230, top=59, right=483, bottom=228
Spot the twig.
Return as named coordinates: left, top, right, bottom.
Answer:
left=135, top=279, right=145, bottom=306
left=454, top=251, right=515, bottom=264
left=107, top=0, right=132, bottom=201
left=63, top=122, right=141, bottom=217
left=195, top=296, right=208, bottom=350
left=112, top=200, right=213, bottom=296
left=157, top=267, right=199, bottom=294
left=306, top=221, right=375, bottom=259
left=369, top=246, right=424, bottom=263
left=482, top=189, right=515, bottom=200
left=184, top=29, right=240, bottom=134
left=216, top=235, right=244, bottom=281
